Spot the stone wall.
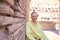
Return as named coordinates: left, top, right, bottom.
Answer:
left=39, top=21, right=56, bottom=30
left=0, top=0, right=26, bottom=40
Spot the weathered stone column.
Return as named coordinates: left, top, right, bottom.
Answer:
left=26, top=0, right=31, bottom=21
left=0, top=0, right=27, bottom=40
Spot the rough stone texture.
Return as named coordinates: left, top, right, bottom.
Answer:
left=6, top=0, right=14, bottom=6
left=0, top=16, right=24, bottom=26
left=14, top=11, right=26, bottom=18
left=39, top=21, right=56, bottom=30
left=0, top=16, right=14, bottom=26
left=0, top=2, right=14, bottom=16
left=0, top=0, right=26, bottom=40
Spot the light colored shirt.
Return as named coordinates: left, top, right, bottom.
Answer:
left=26, top=21, right=49, bottom=40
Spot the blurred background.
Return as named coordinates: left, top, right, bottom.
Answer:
left=26, top=0, right=60, bottom=40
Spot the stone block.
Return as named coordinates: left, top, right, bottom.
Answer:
left=0, top=16, right=14, bottom=26
left=14, top=11, right=25, bottom=18
left=6, top=0, right=14, bottom=6
left=0, top=3, right=14, bottom=16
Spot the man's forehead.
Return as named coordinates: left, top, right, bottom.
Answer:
left=31, top=12, right=38, bottom=16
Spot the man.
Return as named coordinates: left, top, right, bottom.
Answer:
left=26, top=12, right=49, bottom=40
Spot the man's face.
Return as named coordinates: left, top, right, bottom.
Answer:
left=31, top=13, right=38, bottom=22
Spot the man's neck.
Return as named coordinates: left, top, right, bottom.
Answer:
left=32, top=20, right=37, bottom=24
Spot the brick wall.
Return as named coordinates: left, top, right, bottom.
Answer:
left=0, top=0, right=26, bottom=40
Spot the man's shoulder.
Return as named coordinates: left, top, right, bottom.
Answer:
left=37, top=22, right=42, bottom=26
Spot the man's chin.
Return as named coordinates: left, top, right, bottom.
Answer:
left=33, top=20, right=37, bottom=22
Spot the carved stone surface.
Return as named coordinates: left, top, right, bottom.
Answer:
left=14, top=11, right=26, bottom=18
left=6, top=0, right=14, bottom=6
left=0, top=0, right=26, bottom=40
left=0, top=3, right=14, bottom=16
